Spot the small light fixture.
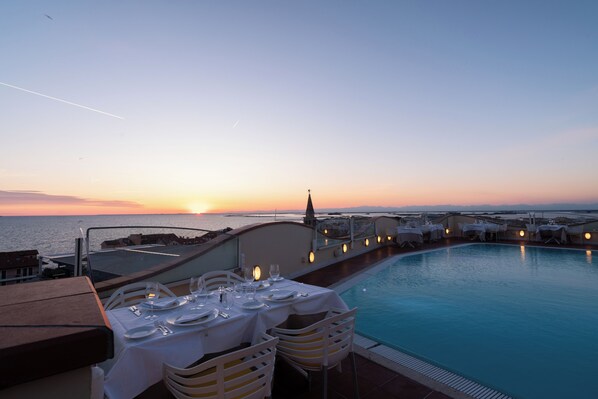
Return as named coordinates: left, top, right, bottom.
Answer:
left=585, top=232, right=592, bottom=240
left=342, top=243, right=348, bottom=253
left=308, top=251, right=315, bottom=263
left=387, top=235, right=392, bottom=241
left=324, top=229, right=328, bottom=234
left=253, top=265, right=261, bottom=281
left=445, top=228, right=450, bottom=235
left=377, top=235, right=382, bottom=243
left=364, top=238, right=369, bottom=247
left=519, top=230, right=525, bottom=237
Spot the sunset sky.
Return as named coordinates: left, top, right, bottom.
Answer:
left=2, top=1, right=598, bottom=216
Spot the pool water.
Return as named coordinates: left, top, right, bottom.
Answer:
left=340, top=244, right=598, bottom=399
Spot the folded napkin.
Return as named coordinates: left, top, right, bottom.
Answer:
left=269, top=290, right=297, bottom=301
left=146, top=298, right=178, bottom=309
left=175, top=309, right=212, bottom=324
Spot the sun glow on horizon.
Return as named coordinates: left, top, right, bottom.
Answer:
left=188, top=203, right=211, bottom=215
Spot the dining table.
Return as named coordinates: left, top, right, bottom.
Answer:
left=99, top=279, right=348, bottom=399
left=536, top=224, right=568, bottom=244
left=419, top=224, right=444, bottom=242
left=396, top=227, right=424, bottom=247
left=461, top=223, right=502, bottom=242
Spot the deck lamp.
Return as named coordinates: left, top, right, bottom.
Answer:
left=445, top=228, right=450, bottom=235
left=308, top=251, right=315, bottom=263
left=364, top=238, right=369, bottom=247
left=387, top=235, right=392, bottom=242
left=324, top=229, right=328, bottom=235
left=377, top=235, right=382, bottom=243
left=519, top=230, right=525, bottom=237
left=253, top=265, right=261, bottom=281
left=342, top=243, right=348, bottom=253
left=585, top=233, right=592, bottom=240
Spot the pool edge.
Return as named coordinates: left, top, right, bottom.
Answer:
left=353, top=334, right=513, bottom=399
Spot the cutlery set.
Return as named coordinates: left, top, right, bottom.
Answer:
left=129, top=306, right=142, bottom=317
left=155, top=321, right=174, bottom=335
left=218, top=310, right=230, bottom=319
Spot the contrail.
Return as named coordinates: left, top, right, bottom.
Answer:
left=0, top=81, right=124, bottom=120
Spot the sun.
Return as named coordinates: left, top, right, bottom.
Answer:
left=188, top=203, right=210, bottom=214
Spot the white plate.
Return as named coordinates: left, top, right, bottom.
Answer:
left=140, top=297, right=187, bottom=311
left=240, top=300, right=265, bottom=310
left=268, top=276, right=284, bottom=282
left=124, top=325, right=157, bottom=339
left=166, top=309, right=218, bottom=326
left=263, top=290, right=298, bottom=302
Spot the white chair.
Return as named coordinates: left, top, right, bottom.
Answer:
left=103, top=281, right=176, bottom=310
left=270, top=307, right=359, bottom=399
left=163, top=332, right=279, bottom=399
left=199, top=270, right=245, bottom=292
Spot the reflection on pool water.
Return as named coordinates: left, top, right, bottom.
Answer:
left=340, top=244, right=598, bottom=399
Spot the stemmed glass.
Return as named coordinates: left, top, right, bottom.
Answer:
left=269, top=264, right=280, bottom=281
left=188, top=277, right=201, bottom=309
left=243, top=266, right=255, bottom=300
left=144, top=282, right=159, bottom=319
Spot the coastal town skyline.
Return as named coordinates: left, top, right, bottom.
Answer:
left=2, top=1, right=598, bottom=216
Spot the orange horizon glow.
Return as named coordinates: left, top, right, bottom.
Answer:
left=2, top=194, right=598, bottom=217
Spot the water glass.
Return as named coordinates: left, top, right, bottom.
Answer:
left=269, top=264, right=280, bottom=280
left=245, top=284, right=256, bottom=301
left=222, top=290, right=234, bottom=310
left=234, top=283, right=244, bottom=299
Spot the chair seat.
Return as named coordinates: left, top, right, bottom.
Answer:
left=271, top=308, right=359, bottom=399
left=163, top=333, right=278, bottom=399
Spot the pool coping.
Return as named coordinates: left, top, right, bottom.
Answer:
left=332, top=243, right=514, bottom=399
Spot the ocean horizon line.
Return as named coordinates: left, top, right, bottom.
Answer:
left=2, top=204, right=598, bottom=218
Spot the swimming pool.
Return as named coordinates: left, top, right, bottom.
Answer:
left=339, top=244, right=598, bottom=399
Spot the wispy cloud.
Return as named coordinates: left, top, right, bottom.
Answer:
left=0, top=81, right=124, bottom=120
left=0, top=190, right=142, bottom=208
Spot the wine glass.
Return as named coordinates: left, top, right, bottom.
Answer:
left=269, top=264, right=280, bottom=281
left=144, top=282, right=159, bottom=319
left=188, top=277, right=200, bottom=309
left=243, top=266, right=254, bottom=285
left=243, top=266, right=255, bottom=300
left=196, top=280, right=208, bottom=308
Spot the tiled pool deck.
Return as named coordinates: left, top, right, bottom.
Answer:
left=139, top=238, right=597, bottom=399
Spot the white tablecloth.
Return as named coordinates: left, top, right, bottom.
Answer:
left=100, top=280, right=347, bottom=399
left=396, top=227, right=423, bottom=246
left=419, top=224, right=444, bottom=241
left=461, top=223, right=502, bottom=241
left=536, top=225, right=568, bottom=243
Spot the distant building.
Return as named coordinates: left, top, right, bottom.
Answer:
left=303, top=190, right=317, bottom=227
left=0, top=250, right=39, bottom=285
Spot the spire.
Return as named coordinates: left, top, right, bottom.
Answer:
left=304, top=189, right=317, bottom=227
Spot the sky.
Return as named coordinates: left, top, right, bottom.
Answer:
left=1, top=1, right=598, bottom=216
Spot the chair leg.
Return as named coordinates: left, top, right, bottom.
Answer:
left=322, top=365, right=328, bottom=399
left=351, top=352, right=359, bottom=399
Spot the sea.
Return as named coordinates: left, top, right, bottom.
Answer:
left=0, top=213, right=304, bottom=256
left=2, top=210, right=596, bottom=256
